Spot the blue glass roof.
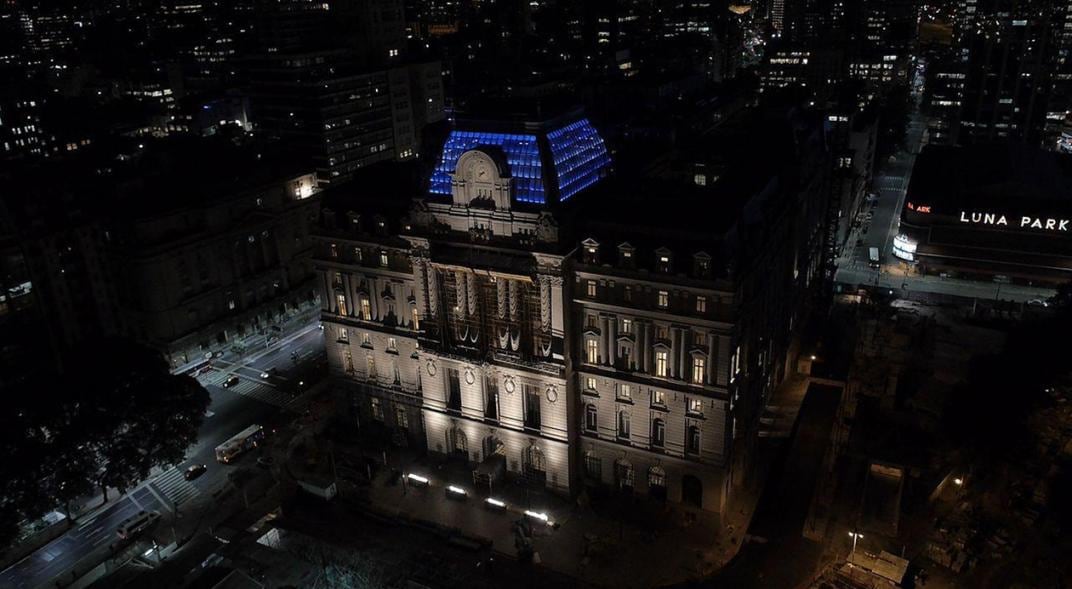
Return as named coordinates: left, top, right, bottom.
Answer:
left=429, top=118, right=610, bottom=205
left=547, top=118, right=611, bottom=201
left=429, top=131, right=546, bottom=204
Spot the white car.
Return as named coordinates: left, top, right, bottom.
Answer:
left=1026, top=299, right=1050, bottom=308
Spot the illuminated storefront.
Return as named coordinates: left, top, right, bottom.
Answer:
left=899, top=144, right=1072, bottom=286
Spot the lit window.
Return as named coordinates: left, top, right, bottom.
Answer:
left=657, top=290, right=669, bottom=308
left=387, top=337, right=397, bottom=351
left=652, top=390, right=665, bottom=405
left=371, top=397, right=384, bottom=421
left=586, top=339, right=599, bottom=364
left=618, top=383, right=632, bottom=400
left=338, top=327, right=348, bottom=342
left=688, top=398, right=703, bottom=414
left=587, top=280, right=597, bottom=297
left=335, top=293, right=347, bottom=315
left=655, top=351, right=668, bottom=377
left=360, top=297, right=372, bottom=320
left=380, top=251, right=389, bottom=267
left=585, top=376, right=597, bottom=391
left=353, top=247, right=362, bottom=261
left=692, top=357, right=706, bottom=384
left=621, top=318, right=632, bottom=334
left=696, top=296, right=707, bottom=313
left=362, top=332, right=371, bottom=346
left=694, top=173, right=706, bottom=186
left=330, top=243, right=339, bottom=258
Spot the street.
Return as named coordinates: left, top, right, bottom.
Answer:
left=833, top=67, right=1056, bottom=304
left=707, top=384, right=842, bottom=588
left=0, top=324, right=325, bottom=589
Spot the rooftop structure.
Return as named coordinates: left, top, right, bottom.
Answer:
left=428, top=112, right=611, bottom=207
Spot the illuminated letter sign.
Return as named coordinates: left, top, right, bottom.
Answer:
left=960, top=211, right=1070, bottom=232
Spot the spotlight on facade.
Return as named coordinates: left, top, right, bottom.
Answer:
left=485, top=497, right=507, bottom=509
left=406, top=473, right=429, bottom=486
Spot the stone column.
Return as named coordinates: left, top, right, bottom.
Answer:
left=708, top=332, right=717, bottom=385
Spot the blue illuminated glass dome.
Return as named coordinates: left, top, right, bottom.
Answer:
left=428, top=114, right=610, bottom=206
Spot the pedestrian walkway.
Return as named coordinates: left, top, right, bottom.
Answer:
left=225, top=378, right=300, bottom=410
left=151, top=468, right=200, bottom=507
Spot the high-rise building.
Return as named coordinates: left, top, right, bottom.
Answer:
left=248, top=0, right=444, bottom=186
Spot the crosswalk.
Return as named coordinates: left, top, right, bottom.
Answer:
left=151, top=467, right=200, bottom=506
left=224, top=377, right=301, bottom=410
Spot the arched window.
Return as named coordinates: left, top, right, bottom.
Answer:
left=686, top=425, right=701, bottom=455
left=651, top=418, right=665, bottom=447
left=585, top=404, right=598, bottom=432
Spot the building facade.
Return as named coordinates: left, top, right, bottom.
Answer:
left=314, top=107, right=828, bottom=514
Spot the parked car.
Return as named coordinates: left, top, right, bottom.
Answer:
left=1026, top=298, right=1051, bottom=308
left=185, top=464, right=208, bottom=480
left=223, top=376, right=240, bottom=388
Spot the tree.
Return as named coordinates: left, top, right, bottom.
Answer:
left=0, top=337, right=210, bottom=546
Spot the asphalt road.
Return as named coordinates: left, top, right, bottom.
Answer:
left=834, top=72, right=1055, bottom=304
left=706, top=384, right=843, bottom=588
left=0, top=325, right=325, bottom=589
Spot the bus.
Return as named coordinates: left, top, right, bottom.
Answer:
left=215, top=424, right=265, bottom=464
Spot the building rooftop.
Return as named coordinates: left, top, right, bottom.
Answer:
left=907, top=143, right=1072, bottom=214
left=428, top=109, right=611, bottom=206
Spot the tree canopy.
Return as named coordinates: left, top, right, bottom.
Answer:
left=0, top=337, right=210, bottom=548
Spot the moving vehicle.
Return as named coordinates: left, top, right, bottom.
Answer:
left=215, top=424, right=265, bottom=464
left=116, top=510, right=160, bottom=540
left=185, top=464, right=208, bottom=480
left=222, top=375, right=240, bottom=388
left=868, top=247, right=881, bottom=269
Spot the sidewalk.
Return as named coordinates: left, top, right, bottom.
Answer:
left=334, top=443, right=727, bottom=588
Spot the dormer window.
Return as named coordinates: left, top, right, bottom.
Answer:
left=582, top=238, right=600, bottom=264
left=374, top=216, right=387, bottom=236
left=694, top=252, right=712, bottom=278
left=330, top=243, right=339, bottom=258
left=655, top=248, right=673, bottom=273
left=348, top=211, right=361, bottom=232
left=618, top=243, right=636, bottom=269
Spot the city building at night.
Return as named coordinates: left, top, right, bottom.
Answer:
left=314, top=105, right=829, bottom=514
left=896, top=143, right=1072, bottom=286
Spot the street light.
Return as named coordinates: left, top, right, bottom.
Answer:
left=848, top=531, right=864, bottom=561
left=953, top=477, right=963, bottom=486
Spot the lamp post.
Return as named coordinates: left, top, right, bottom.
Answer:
left=848, top=531, right=864, bottom=562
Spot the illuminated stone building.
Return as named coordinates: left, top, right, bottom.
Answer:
left=315, top=106, right=829, bottom=513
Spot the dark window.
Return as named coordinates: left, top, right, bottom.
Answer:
left=585, top=404, right=598, bottom=432
left=652, top=418, right=665, bottom=447
left=447, top=368, right=461, bottom=413
left=524, top=385, right=542, bottom=430
left=687, top=425, right=701, bottom=454
left=484, top=378, right=499, bottom=420
left=584, top=453, right=602, bottom=479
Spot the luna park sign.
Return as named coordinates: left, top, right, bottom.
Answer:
left=959, top=210, right=1071, bottom=232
